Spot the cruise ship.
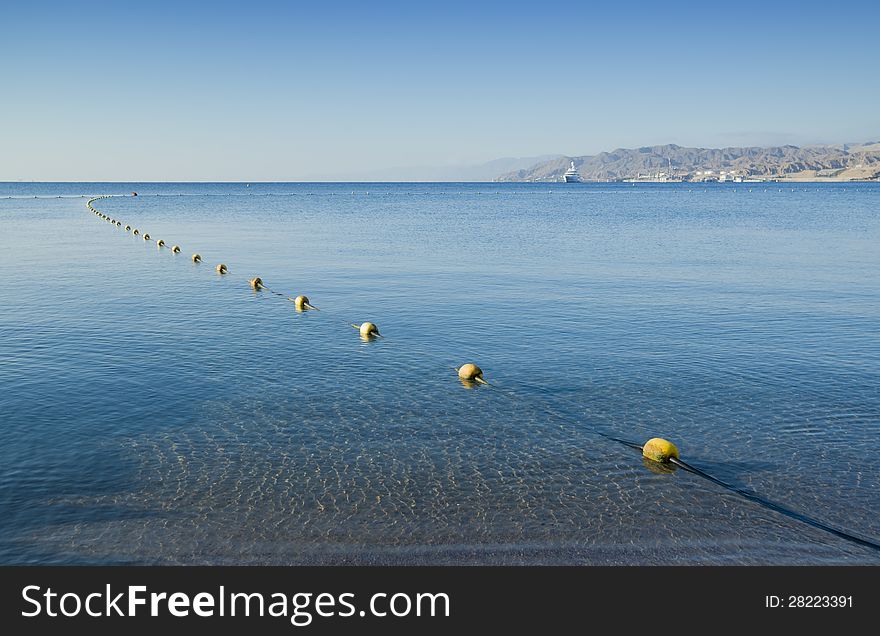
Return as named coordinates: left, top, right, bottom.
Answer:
left=561, top=161, right=581, bottom=183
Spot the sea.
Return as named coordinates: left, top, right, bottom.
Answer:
left=1, top=181, right=878, bottom=564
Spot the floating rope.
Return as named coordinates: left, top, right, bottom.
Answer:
left=669, top=456, right=880, bottom=551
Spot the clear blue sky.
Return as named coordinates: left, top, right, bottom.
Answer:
left=2, top=0, right=878, bottom=180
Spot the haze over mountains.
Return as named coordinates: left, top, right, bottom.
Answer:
left=496, top=142, right=880, bottom=182
left=306, top=155, right=562, bottom=182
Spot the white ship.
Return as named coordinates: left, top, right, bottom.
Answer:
left=561, top=161, right=581, bottom=183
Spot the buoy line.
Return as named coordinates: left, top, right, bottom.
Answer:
left=85, top=194, right=880, bottom=554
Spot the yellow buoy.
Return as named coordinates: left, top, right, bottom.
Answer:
left=291, top=295, right=317, bottom=311
left=143, top=234, right=151, bottom=241
left=133, top=229, right=139, bottom=235
left=249, top=277, right=263, bottom=290
left=171, top=245, right=181, bottom=254
left=642, top=438, right=680, bottom=463
left=125, top=225, right=131, bottom=231
left=216, top=264, right=227, bottom=274
left=354, top=321, right=379, bottom=338
left=191, top=253, right=201, bottom=263
left=457, top=363, right=488, bottom=385
left=157, top=239, right=165, bottom=247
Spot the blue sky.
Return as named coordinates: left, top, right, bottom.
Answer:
left=2, top=0, right=878, bottom=180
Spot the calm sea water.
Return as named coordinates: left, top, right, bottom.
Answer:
left=1, top=182, right=878, bottom=564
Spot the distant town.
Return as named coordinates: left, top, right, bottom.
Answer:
left=619, top=167, right=862, bottom=183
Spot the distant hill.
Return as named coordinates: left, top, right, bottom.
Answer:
left=495, top=143, right=880, bottom=182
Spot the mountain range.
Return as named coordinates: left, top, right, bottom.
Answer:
left=495, top=142, right=880, bottom=182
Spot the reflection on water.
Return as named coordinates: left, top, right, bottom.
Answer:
left=0, top=182, right=878, bottom=564
left=642, top=458, right=678, bottom=476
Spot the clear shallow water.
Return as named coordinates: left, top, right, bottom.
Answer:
left=0, top=182, right=878, bottom=564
